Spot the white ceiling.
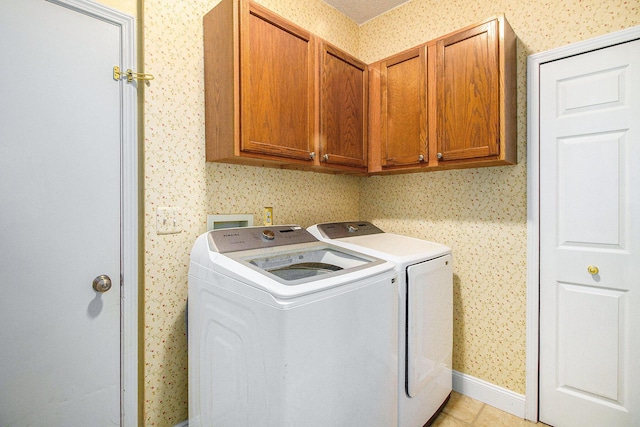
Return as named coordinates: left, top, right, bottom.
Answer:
left=322, top=0, right=410, bottom=25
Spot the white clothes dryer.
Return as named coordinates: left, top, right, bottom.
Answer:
left=308, top=222, right=453, bottom=427
left=188, top=225, right=399, bottom=427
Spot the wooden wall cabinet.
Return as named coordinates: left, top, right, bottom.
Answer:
left=318, top=42, right=368, bottom=172
left=205, top=1, right=515, bottom=175
left=369, top=15, right=516, bottom=174
left=432, top=15, right=516, bottom=168
left=204, top=0, right=368, bottom=173
left=369, top=47, right=428, bottom=173
left=204, top=0, right=315, bottom=168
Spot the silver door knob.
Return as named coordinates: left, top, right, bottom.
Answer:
left=323, top=154, right=329, bottom=162
left=437, top=152, right=443, bottom=160
left=309, top=151, right=316, bottom=159
left=418, top=154, right=425, bottom=162
left=93, top=275, right=112, bottom=293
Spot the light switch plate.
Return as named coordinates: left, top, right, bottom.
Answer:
left=156, top=206, right=182, bottom=235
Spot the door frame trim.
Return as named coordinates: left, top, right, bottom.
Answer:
left=526, top=25, right=640, bottom=422
left=46, top=0, right=139, bottom=425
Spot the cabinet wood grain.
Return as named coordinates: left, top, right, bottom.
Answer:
left=204, top=0, right=315, bottom=167
left=205, top=2, right=517, bottom=175
left=436, top=20, right=499, bottom=161
left=432, top=15, right=517, bottom=168
left=204, top=0, right=368, bottom=173
left=319, top=42, right=368, bottom=170
left=370, top=15, right=516, bottom=174
left=241, top=2, right=315, bottom=161
left=380, top=47, right=428, bottom=170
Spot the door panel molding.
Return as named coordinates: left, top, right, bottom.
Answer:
left=526, top=25, right=640, bottom=422
left=47, top=1, right=139, bottom=425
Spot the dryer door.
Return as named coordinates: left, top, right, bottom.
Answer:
left=406, top=254, right=453, bottom=397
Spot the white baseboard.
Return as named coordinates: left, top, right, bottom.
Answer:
left=452, top=370, right=526, bottom=419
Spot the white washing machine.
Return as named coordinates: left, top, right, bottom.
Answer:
left=308, top=222, right=453, bottom=427
left=188, top=225, right=399, bottom=427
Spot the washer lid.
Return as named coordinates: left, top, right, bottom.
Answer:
left=339, top=233, right=450, bottom=259
left=308, top=222, right=451, bottom=266
left=226, top=243, right=387, bottom=287
left=199, top=226, right=395, bottom=298
left=311, top=221, right=384, bottom=239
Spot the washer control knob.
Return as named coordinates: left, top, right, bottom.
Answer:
left=347, top=224, right=358, bottom=233
left=262, top=229, right=275, bottom=240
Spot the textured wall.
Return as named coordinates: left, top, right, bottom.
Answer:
left=206, top=164, right=360, bottom=226
left=108, top=0, right=638, bottom=423
left=97, top=0, right=136, bottom=16
left=358, top=0, right=639, bottom=394
left=143, top=0, right=360, bottom=425
left=358, top=0, right=639, bottom=63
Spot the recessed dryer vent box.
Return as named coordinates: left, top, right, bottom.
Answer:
left=207, top=214, right=254, bottom=231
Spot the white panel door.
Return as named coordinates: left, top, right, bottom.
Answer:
left=0, top=1, right=125, bottom=425
left=539, top=39, right=640, bottom=426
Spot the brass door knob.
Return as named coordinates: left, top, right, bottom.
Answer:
left=587, top=265, right=599, bottom=275
left=93, top=275, right=112, bottom=293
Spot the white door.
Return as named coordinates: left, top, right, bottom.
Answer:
left=539, top=39, right=640, bottom=426
left=0, top=0, right=135, bottom=425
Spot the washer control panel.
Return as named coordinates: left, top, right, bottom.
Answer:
left=315, top=221, right=384, bottom=239
left=208, top=225, right=317, bottom=253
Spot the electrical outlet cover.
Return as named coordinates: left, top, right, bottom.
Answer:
left=263, top=207, right=273, bottom=226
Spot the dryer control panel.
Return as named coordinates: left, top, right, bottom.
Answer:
left=314, top=221, right=384, bottom=239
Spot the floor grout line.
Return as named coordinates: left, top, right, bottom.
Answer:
left=470, top=402, right=486, bottom=425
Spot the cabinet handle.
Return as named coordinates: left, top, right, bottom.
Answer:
left=309, top=152, right=315, bottom=159
left=418, top=154, right=424, bottom=162
left=322, top=154, right=329, bottom=162
left=587, top=265, right=599, bottom=275
left=437, top=152, right=443, bottom=160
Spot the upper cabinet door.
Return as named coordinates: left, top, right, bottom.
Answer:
left=319, top=42, right=368, bottom=170
left=240, top=1, right=315, bottom=161
left=436, top=19, right=499, bottom=161
left=370, top=15, right=515, bottom=174
left=380, top=47, right=428, bottom=168
left=204, top=1, right=516, bottom=174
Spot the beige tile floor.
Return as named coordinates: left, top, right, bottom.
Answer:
left=431, top=392, right=550, bottom=427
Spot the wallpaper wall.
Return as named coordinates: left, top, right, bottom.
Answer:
left=143, top=0, right=361, bottom=425
left=99, top=0, right=136, bottom=16
left=358, top=0, right=638, bottom=395
left=101, top=0, right=638, bottom=425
